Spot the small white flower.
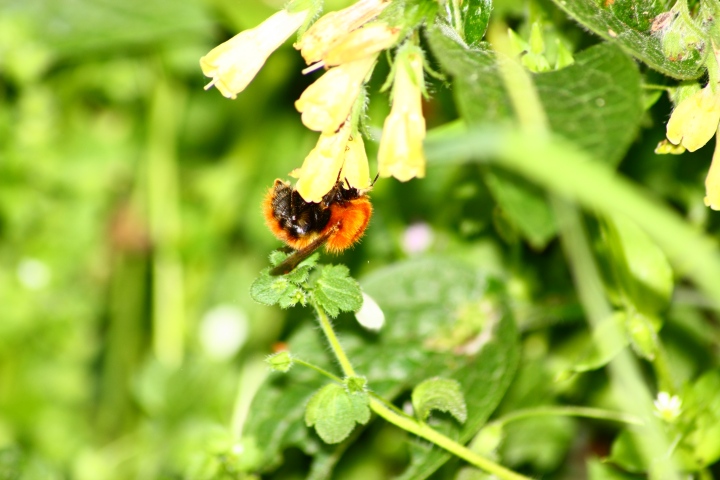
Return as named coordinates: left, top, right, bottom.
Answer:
left=653, top=392, right=682, bottom=423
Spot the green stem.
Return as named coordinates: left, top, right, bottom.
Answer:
left=311, top=299, right=356, bottom=376
left=294, top=358, right=345, bottom=384
left=309, top=300, right=529, bottom=480
left=493, top=406, right=644, bottom=427
left=368, top=398, right=531, bottom=480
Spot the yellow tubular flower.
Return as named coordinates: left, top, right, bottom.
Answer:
left=704, top=126, right=720, bottom=210
left=200, top=8, right=309, bottom=99
left=341, top=134, right=372, bottom=189
left=295, top=0, right=390, bottom=65
left=378, top=46, right=426, bottom=181
left=322, top=23, right=400, bottom=68
left=295, top=55, right=377, bottom=134
left=666, top=85, right=720, bottom=152
left=295, top=122, right=352, bottom=202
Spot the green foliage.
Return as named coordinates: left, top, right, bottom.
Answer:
left=313, top=265, right=363, bottom=317
left=5, top=0, right=720, bottom=479
left=305, top=383, right=371, bottom=444
left=411, top=377, right=468, bottom=423
left=266, top=351, right=294, bottom=373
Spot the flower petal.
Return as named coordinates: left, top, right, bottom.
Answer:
left=378, top=46, right=426, bottom=181
left=704, top=126, right=720, bottom=210
left=666, top=86, right=720, bottom=152
left=200, top=8, right=308, bottom=99
left=295, top=123, right=352, bottom=202
left=295, top=55, right=377, bottom=134
left=342, top=134, right=371, bottom=189
left=295, top=0, right=390, bottom=65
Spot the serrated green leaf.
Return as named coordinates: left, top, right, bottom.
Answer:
left=427, top=30, right=644, bottom=165
left=360, top=259, right=520, bottom=480
left=250, top=271, right=306, bottom=307
left=269, top=250, right=288, bottom=267
left=313, top=265, right=363, bottom=317
left=244, top=258, right=518, bottom=478
left=305, top=383, right=370, bottom=444
left=412, top=377, right=467, bottom=424
left=241, top=327, right=342, bottom=472
left=534, top=43, right=644, bottom=166
left=549, top=0, right=705, bottom=80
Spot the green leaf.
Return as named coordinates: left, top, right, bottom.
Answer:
left=500, top=416, right=576, bottom=473
left=608, top=430, right=647, bottom=474
left=443, top=0, right=492, bottom=46
left=484, top=169, right=557, bottom=249
left=360, top=259, right=520, bottom=480
left=241, top=327, right=340, bottom=472
left=244, top=257, right=518, bottom=477
left=600, top=215, right=674, bottom=314
left=625, top=311, right=660, bottom=361
left=412, top=377, right=468, bottom=424
left=305, top=383, right=370, bottom=444
left=587, top=457, right=640, bottom=480
left=266, top=351, right=294, bottom=373
left=534, top=43, right=644, bottom=166
left=427, top=31, right=644, bottom=249
left=573, top=311, right=629, bottom=372
left=313, top=264, right=363, bottom=317
left=249, top=270, right=307, bottom=307
left=549, top=0, right=706, bottom=80
left=428, top=31, right=644, bottom=165
left=344, top=376, right=368, bottom=395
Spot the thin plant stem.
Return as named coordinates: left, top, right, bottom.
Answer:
left=294, top=358, right=345, bottom=384
left=368, top=398, right=531, bottom=480
left=493, top=406, right=644, bottom=427
left=309, top=300, right=530, bottom=480
left=311, top=299, right=357, bottom=376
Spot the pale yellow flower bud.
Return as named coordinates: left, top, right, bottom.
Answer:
left=200, top=8, right=309, bottom=99
left=322, top=24, right=400, bottom=68
left=378, top=47, right=426, bottom=182
left=295, top=123, right=352, bottom=202
left=704, top=126, right=720, bottom=210
left=666, top=85, right=720, bottom=152
left=295, top=55, right=377, bottom=134
left=295, top=0, right=390, bottom=65
left=342, top=134, right=372, bottom=189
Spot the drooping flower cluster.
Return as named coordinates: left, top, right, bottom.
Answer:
left=200, top=0, right=428, bottom=203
